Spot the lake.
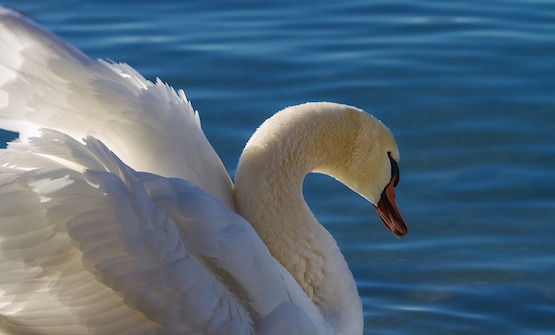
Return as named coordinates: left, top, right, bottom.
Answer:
left=1, top=1, right=555, bottom=334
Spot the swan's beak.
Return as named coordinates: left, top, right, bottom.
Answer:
left=374, top=168, right=407, bottom=238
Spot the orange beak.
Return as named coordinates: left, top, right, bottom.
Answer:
left=374, top=157, right=407, bottom=238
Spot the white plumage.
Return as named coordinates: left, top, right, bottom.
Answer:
left=0, top=7, right=233, bottom=208
left=0, top=7, right=406, bottom=335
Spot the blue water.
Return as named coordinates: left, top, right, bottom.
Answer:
left=2, top=1, right=555, bottom=334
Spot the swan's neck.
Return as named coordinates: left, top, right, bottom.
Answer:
left=234, top=103, right=364, bottom=334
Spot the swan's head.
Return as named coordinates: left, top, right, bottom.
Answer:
left=351, top=112, right=407, bottom=238
left=317, top=105, right=407, bottom=238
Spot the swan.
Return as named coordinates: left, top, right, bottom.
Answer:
left=0, top=7, right=407, bottom=335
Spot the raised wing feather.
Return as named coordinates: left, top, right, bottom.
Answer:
left=0, top=130, right=321, bottom=334
left=0, top=7, right=233, bottom=207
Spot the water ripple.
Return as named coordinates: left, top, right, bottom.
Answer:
left=1, top=1, right=555, bottom=334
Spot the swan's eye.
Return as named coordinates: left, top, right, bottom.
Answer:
left=387, top=152, right=400, bottom=187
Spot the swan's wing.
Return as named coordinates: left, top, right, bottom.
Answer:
left=0, top=7, right=233, bottom=207
left=136, top=176, right=325, bottom=330
left=0, top=137, right=165, bottom=334
left=0, top=130, right=323, bottom=334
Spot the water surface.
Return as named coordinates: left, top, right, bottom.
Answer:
left=2, top=1, right=555, bottom=334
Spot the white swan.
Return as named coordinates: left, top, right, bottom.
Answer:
left=0, top=7, right=407, bottom=335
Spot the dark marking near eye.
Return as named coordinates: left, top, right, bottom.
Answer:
left=387, top=152, right=400, bottom=187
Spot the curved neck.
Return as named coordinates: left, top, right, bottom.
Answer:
left=234, top=103, right=364, bottom=334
